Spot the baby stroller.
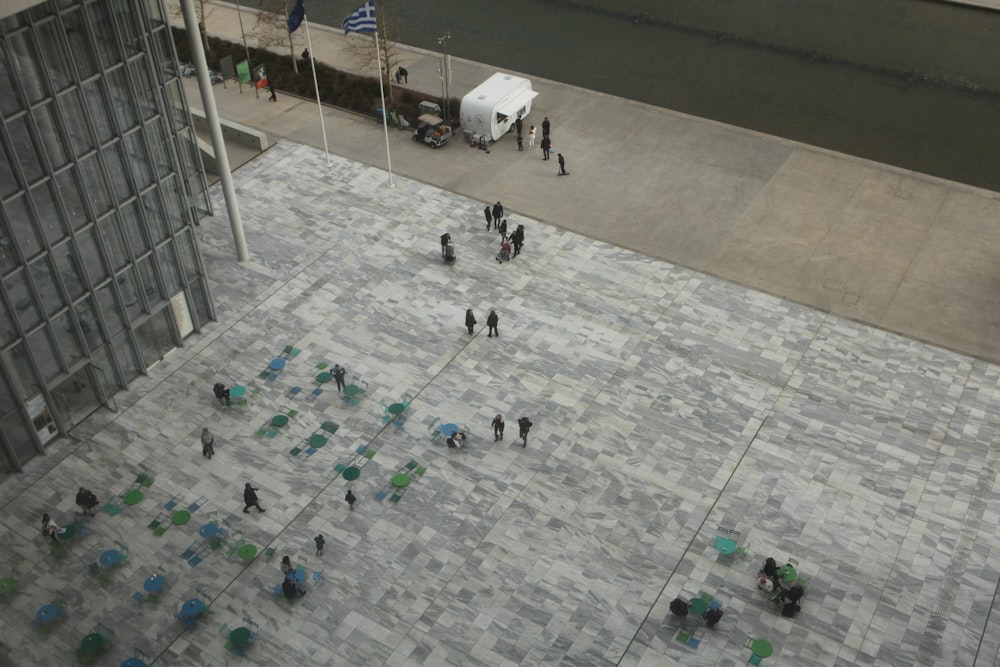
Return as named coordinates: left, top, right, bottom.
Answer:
left=496, top=240, right=511, bottom=263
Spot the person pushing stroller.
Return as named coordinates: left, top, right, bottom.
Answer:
left=496, top=239, right=512, bottom=263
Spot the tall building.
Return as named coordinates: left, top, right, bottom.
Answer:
left=0, top=0, right=213, bottom=479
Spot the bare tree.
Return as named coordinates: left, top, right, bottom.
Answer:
left=250, top=0, right=299, bottom=74
left=169, top=0, right=212, bottom=57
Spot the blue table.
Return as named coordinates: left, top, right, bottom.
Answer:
left=144, top=575, right=164, bottom=593
left=199, top=523, right=222, bottom=539
left=99, top=549, right=121, bottom=567
left=438, top=423, right=458, bottom=437
left=179, top=598, right=204, bottom=619
left=269, top=358, right=286, bottom=371
left=284, top=569, right=305, bottom=585
left=120, top=658, right=149, bottom=667
left=35, top=604, right=60, bottom=624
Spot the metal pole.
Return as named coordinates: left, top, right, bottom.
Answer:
left=180, top=0, right=249, bottom=262
left=285, top=1, right=299, bottom=74
left=233, top=0, right=257, bottom=98
left=437, top=33, right=450, bottom=122
left=374, top=30, right=394, bottom=188
left=302, top=17, right=330, bottom=165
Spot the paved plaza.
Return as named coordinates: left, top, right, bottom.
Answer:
left=1, top=141, right=1000, bottom=666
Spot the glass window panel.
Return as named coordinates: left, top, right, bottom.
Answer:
left=162, top=174, right=185, bottom=232
left=6, top=114, right=44, bottom=184
left=111, top=0, right=142, bottom=57
left=110, top=331, right=142, bottom=380
left=29, top=255, right=64, bottom=315
left=102, top=141, right=131, bottom=201
left=52, top=239, right=85, bottom=300
left=51, top=310, right=86, bottom=366
left=0, top=296, right=15, bottom=346
left=54, top=167, right=89, bottom=231
left=73, top=295, right=104, bottom=352
left=78, top=153, right=111, bottom=216
left=0, top=140, right=17, bottom=199
left=0, top=364, right=16, bottom=414
left=120, top=200, right=148, bottom=255
left=96, top=283, right=125, bottom=336
left=134, top=307, right=175, bottom=367
left=1, top=11, right=27, bottom=32
left=3, top=340, right=41, bottom=399
left=88, top=342, right=121, bottom=392
left=83, top=80, right=113, bottom=143
left=136, top=255, right=162, bottom=306
left=0, top=45, right=22, bottom=116
left=6, top=30, right=47, bottom=104
left=0, top=221, right=17, bottom=275
left=105, top=67, right=137, bottom=132
left=142, top=190, right=168, bottom=243
left=150, top=26, right=175, bottom=77
left=1, top=408, right=40, bottom=464
left=33, top=102, right=68, bottom=170
left=116, top=266, right=142, bottom=320
left=36, top=18, right=73, bottom=92
left=5, top=269, right=41, bottom=330
left=155, top=244, right=180, bottom=294
left=31, top=180, right=68, bottom=247
left=27, top=327, right=62, bottom=383
left=61, top=8, right=98, bottom=80
left=6, top=194, right=43, bottom=260
left=56, top=89, right=93, bottom=159
left=145, top=118, right=172, bottom=179
left=146, top=0, right=164, bottom=25
left=164, top=79, right=186, bottom=132
left=127, top=57, right=157, bottom=121
left=123, top=131, right=151, bottom=188
left=75, top=225, right=108, bottom=283
left=98, top=213, right=129, bottom=270
left=87, top=2, right=120, bottom=69
left=188, top=277, right=210, bottom=328
left=173, top=229, right=200, bottom=281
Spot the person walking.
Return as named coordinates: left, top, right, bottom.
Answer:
left=492, top=414, right=505, bottom=441
left=242, top=483, right=266, bottom=513
left=517, top=135, right=523, bottom=151
left=528, top=126, right=536, bottom=148
left=484, top=205, right=492, bottom=231
left=540, top=136, right=551, bottom=160
left=493, top=201, right=504, bottom=222
left=345, top=489, right=357, bottom=511
left=511, top=225, right=525, bottom=257
left=200, top=427, right=215, bottom=459
left=332, top=364, right=346, bottom=392
left=487, top=310, right=499, bottom=338
left=542, top=116, right=551, bottom=139
left=518, top=417, right=532, bottom=447
left=465, top=309, right=477, bottom=335
left=498, top=218, right=508, bottom=241
left=398, top=66, right=408, bottom=83
left=268, top=80, right=277, bottom=102
left=557, top=153, right=569, bottom=176
left=515, top=117, right=523, bottom=137
left=440, top=232, right=451, bottom=259
left=314, top=534, right=325, bottom=556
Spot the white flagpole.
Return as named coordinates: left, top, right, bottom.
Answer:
left=373, top=29, right=395, bottom=188
left=303, top=16, right=330, bottom=165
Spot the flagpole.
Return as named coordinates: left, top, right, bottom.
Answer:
left=303, top=16, right=330, bottom=165
left=373, top=28, right=394, bottom=188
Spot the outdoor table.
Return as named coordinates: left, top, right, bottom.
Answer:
left=179, top=598, right=204, bottom=619
left=99, top=549, right=121, bottom=567
left=342, top=466, right=361, bottom=481
left=0, top=577, right=16, bottom=596
left=751, top=639, right=773, bottom=658
left=120, top=658, right=148, bottom=667
left=144, top=575, right=164, bottom=593
left=57, top=522, right=77, bottom=540
left=171, top=510, right=192, bottom=525
left=285, top=569, right=305, bottom=585
left=237, top=544, right=258, bottom=561
left=35, top=604, right=60, bottom=624
left=688, top=598, right=708, bottom=616
left=343, top=384, right=363, bottom=397
left=271, top=414, right=289, bottom=427
left=387, top=403, right=405, bottom=416
left=229, top=626, right=252, bottom=648
left=229, top=385, right=247, bottom=399
left=392, top=473, right=411, bottom=488
left=715, top=536, right=737, bottom=554
left=269, top=358, right=286, bottom=371
left=80, top=632, right=106, bottom=653
left=309, top=433, right=328, bottom=448
left=316, top=371, right=332, bottom=383
left=777, top=564, right=797, bottom=584
left=123, top=489, right=144, bottom=505
left=199, top=523, right=221, bottom=539
left=437, top=423, right=458, bottom=437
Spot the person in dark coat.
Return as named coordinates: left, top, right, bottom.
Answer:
left=541, top=116, right=550, bottom=138
left=515, top=117, right=523, bottom=136
left=703, top=608, right=724, bottom=628
left=345, top=489, right=357, bottom=510
left=517, top=417, right=532, bottom=447
left=243, top=483, right=265, bottom=513
left=557, top=153, right=569, bottom=176
left=213, top=382, right=230, bottom=404
left=314, top=534, right=325, bottom=556
left=511, top=225, right=525, bottom=257
left=200, top=428, right=215, bottom=459
left=398, top=66, right=408, bottom=82
left=268, top=80, right=277, bottom=102
left=465, top=309, right=477, bottom=335
left=484, top=205, right=492, bottom=231
left=498, top=219, right=508, bottom=241
left=492, top=414, right=505, bottom=441
left=75, top=488, right=99, bottom=516
left=486, top=310, right=499, bottom=338
left=540, top=136, right=551, bottom=160
left=493, top=201, right=504, bottom=222
left=332, top=364, right=346, bottom=392
left=669, top=597, right=688, bottom=617
left=440, top=232, right=451, bottom=258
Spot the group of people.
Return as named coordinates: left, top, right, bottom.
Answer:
left=280, top=555, right=307, bottom=598
left=758, top=557, right=805, bottom=617
left=669, top=596, right=724, bottom=628
left=464, top=309, right=500, bottom=338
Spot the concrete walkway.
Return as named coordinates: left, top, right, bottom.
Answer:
left=178, top=0, right=1000, bottom=366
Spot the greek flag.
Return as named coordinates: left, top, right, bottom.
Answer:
left=287, top=0, right=305, bottom=34
left=343, top=1, right=377, bottom=35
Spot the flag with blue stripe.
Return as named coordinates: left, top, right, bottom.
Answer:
left=343, top=1, right=377, bottom=35
left=287, top=0, right=305, bottom=33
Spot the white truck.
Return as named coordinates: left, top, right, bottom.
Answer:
left=460, top=73, right=538, bottom=143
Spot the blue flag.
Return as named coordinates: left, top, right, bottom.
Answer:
left=343, top=1, right=377, bottom=35
left=287, top=0, right=305, bottom=34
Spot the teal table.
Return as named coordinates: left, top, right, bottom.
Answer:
left=271, top=414, right=289, bottom=427
left=316, top=372, right=332, bottom=383
left=688, top=598, right=708, bottom=615
left=343, top=466, right=361, bottom=481
left=387, top=403, right=405, bottom=416
left=715, top=536, right=737, bottom=554
left=309, top=434, right=328, bottom=448
left=229, top=626, right=252, bottom=647
left=230, top=385, right=247, bottom=399
left=344, top=385, right=363, bottom=397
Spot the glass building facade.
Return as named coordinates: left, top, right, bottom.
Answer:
left=0, top=0, right=214, bottom=480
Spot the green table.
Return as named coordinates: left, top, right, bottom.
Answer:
left=171, top=510, right=192, bottom=525
left=316, top=372, right=332, bottom=383
left=57, top=522, right=77, bottom=540
left=229, top=626, right=252, bottom=647
left=271, top=414, right=289, bottom=427
left=80, top=632, right=107, bottom=653
left=237, top=544, right=258, bottom=561
left=123, top=489, right=144, bottom=505
left=751, top=639, right=773, bottom=658
left=777, top=565, right=797, bottom=584
left=344, top=384, right=363, bottom=397
left=0, top=577, right=15, bottom=596
left=343, top=466, right=361, bottom=481
left=309, top=434, right=328, bottom=448
left=688, top=598, right=708, bottom=616
left=387, top=403, right=405, bottom=416
left=391, top=473, right=411, bottom=488
left=230, top=385, right=247, bottom=399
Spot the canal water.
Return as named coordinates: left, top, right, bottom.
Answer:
left=307, top=0, right=1000, bottom=191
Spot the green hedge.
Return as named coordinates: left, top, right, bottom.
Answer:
left=172, top=27, right=460, bottom=126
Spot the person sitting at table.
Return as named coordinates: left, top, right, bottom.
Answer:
left=703, top=607, right=724, bottom=628
left=446, top=432, right=466, bottom=449
left=280, top=555, right=294, bottom=576
left=213, top=382, right=230, bottom=404
left=759, top=556, right=782, bottom=590
left=782, top=583, right=804, bottom=603
left=75, top=487, right=100, bottom=516
left=41, top=513, right=65, bottom=542
left=668, top=597, right=688, bottom=617
left=782, top=601, right=801, bottom=618
left=282, top=578, right=306, bottom=598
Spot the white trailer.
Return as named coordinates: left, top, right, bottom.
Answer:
left=460, top=73, right=538, bottom=143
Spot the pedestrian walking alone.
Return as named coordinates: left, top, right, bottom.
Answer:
left=465, top=309, right=477, bottom=335
left=332, top=364, right=346, bottom=392
left=557, top=153, right=569, bottom=176
left=528, top=126, right=536, bottom=148
left=518, top=417, right=532, bottom=447
left=540, top=136, right=551, bottom=160
left=484, top=205, right=492, bottom=231
left=345, top=489, right=357, bottom=510
left=517, top=135, right=523, bottom=151
left=200, top=427, right=215, bottom=459
left=440, top=232, right=451, bottom=259
left=268, top=80, right=277, bottom=102
left=314, top=534, right=325, bottom=556
left=542, top=116, right=550, bottom=139
left=242, top=483, right=266, bottom=513
left=492, top=414, right=505, bottom=441
left=487, top=310, right=499, bottom=338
